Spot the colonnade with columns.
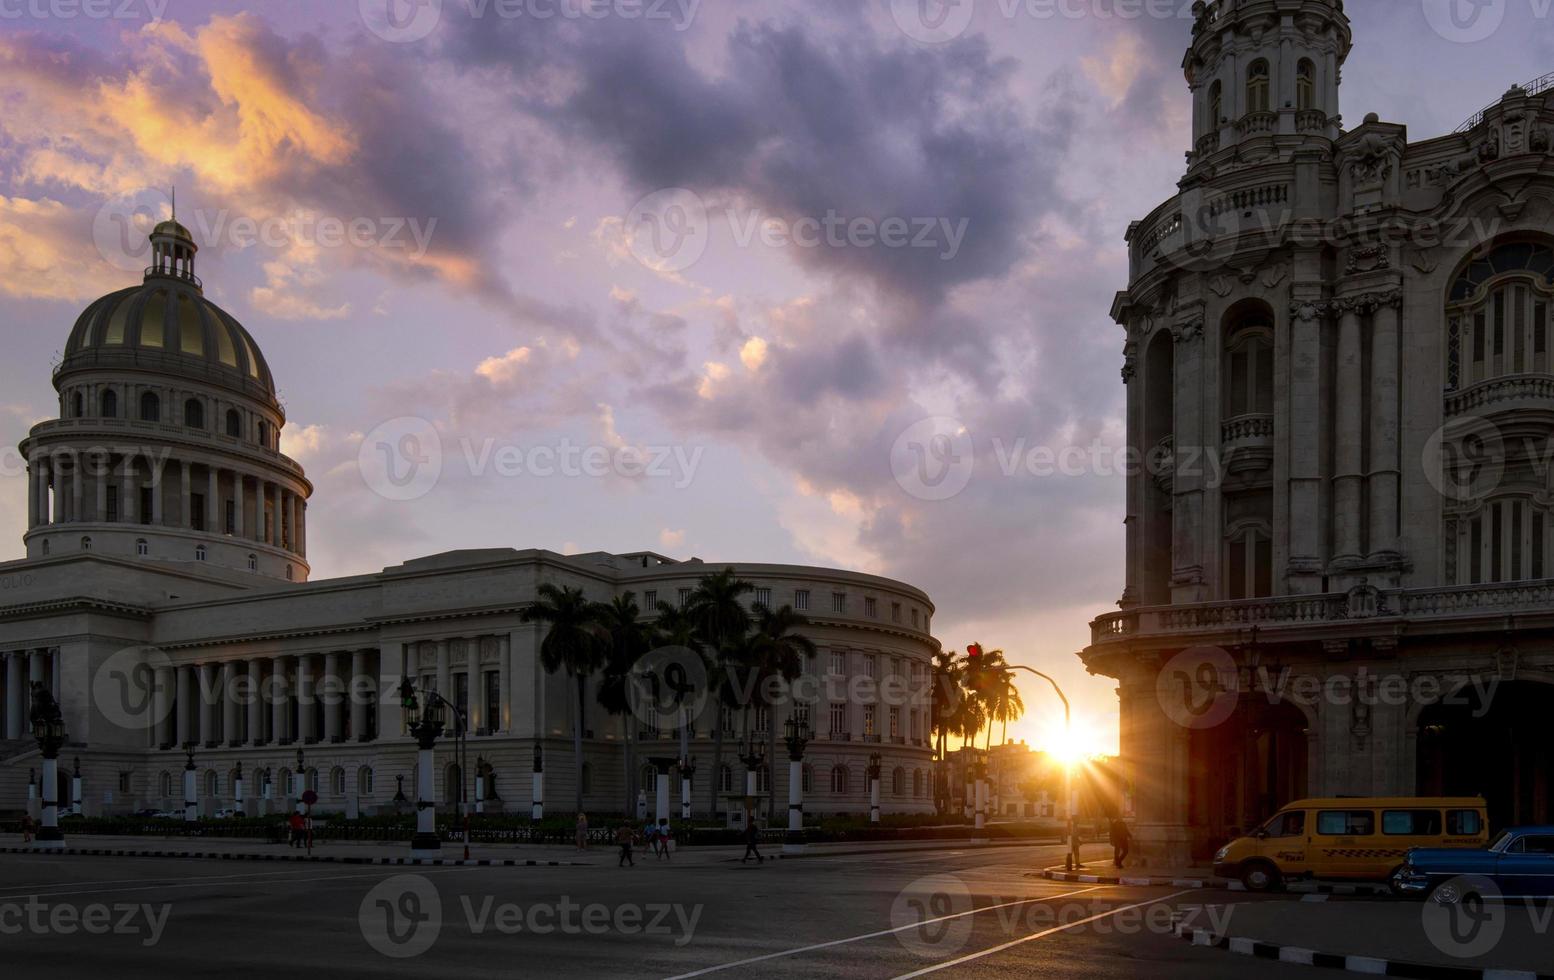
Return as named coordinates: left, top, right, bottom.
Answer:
left=0, top=648, right=61, bottom=740
left=26, top=448, right=306, bottom=557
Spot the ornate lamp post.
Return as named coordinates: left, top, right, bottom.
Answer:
left=30, top=683, right=67, bottom=849
left=738, top=733, right=766, bottom=827
left=474, top=755, right=487, bottom=816
left=866, top=752, right=883, bottom=825
left=182, top=742, right=198, bottom=823
left=401, top=679, right=445, bottom=858
left=295, top=747, right=307, bottom=805
left=70, top=756, right=83, bottom=816
left=677, top=755, right=695, bottom=821
left=782, top=716, right=810, bottom=855
left=233, top=761, right=245, bottom=818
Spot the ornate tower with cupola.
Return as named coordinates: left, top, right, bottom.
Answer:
left=19, top=220, right=312, bottom=582
left=1185, top=0, right=1352, bottom=165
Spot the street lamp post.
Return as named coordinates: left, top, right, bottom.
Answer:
left=30, top=683, right=66, bottom=849
left=782, top=716, right=810, bottom=855
left=971, top=753, right=989, bottom=843
left=234, top=760, right=245, bottom=818
left=182, top=742, right=198, bottom=823
left=866, top=752, right=882, bottom=825
left=70, top=756, right=83, bottom=817
left=531, top=743, right=544, bottom=822
left=993, top=664, right=1081, bottom=871
left=401, top=679, right=445, bottom=859
left=677, top=755, right=695, bottom=821
left=738, top=733, right=765, bottom=828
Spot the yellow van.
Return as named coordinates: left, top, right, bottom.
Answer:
left=1211, top=797, right=1489, bottom=891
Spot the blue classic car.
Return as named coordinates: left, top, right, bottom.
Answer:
left=1393, top=827, right=1554, bottom=900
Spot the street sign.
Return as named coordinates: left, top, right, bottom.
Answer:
left=301, top=790, right=319, bottom=806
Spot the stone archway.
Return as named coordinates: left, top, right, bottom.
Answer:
left=1417, top=679, right=1554, bottom=830
left=1186, top=695, right=1312, bottom=859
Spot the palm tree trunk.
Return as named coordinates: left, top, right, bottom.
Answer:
left=622, top=715, right=635, bottom=818
left=767, top=709, right=778, bottom=822
left=708, top=716, right=724, bottom=818
left=574, top=675, right=587, bottom=814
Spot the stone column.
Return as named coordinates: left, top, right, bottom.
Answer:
left=1287, top=299, right=1326, bottom=586
left=197, top=664, right=215, bottom=746
left=50, top=649, right=60, bottom=700
left=207, top=467, right=220, bottom=532
left=497, top=635, right=512, bottom=734
left=297, top=655, right=315, bottom=743
left=435, top=640, right=450, bottom=699
left=176, top=664, right=193, bottom=747
left=248, top=659, right=265, bottom=745
left=1368, top=292, right=1402, bottom=561
left=350, top=650, right=368, bottom=741
left=95, top=453, right=108, bottom=522
left=324, top=651, right=343, bottom=743
left=28, top=649, right=45, bottom=691
left=6, top=653, right=25, bottom=739
left=222, top=662, right=240, bottom=746
left=1333, top=300, right=1364, bottom=564
left=34, top=457, right=51, bottom=526
left=150, top=456, right=164, bottom=526
left=70, top=458, right=82, bottom=524
left=271, top=657, right=288, bottom=743
left=1171, top=316, right=1207, bottom=602
left=379, top=643, right=404, bottom=739
left=122, top=455, right=138, bottom=524
left=468, top=639, right=485, bottom=735
left=151, top=666, right=172, bottom=748
left=233, top=472, right=245, bottom=538
left=181, top=461, right=192, bottom=528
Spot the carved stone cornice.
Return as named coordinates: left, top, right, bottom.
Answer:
left=1334, top=288, right=1403, bottom=316
left=1172, top=317, right=1205, bottom=344
left=1289, top=299, right=1329, bottom=321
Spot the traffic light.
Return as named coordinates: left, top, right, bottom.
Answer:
left=966, top=643, right=991, bottom=693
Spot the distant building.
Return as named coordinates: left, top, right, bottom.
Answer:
left=0, top=221, right=940, bottom=819
left=1084, top=0, right=1554, bottom=865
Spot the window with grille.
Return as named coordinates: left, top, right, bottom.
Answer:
left=864, top=597, right=877, bottom=617
left=831, top=592, right=846, bottom=614
left=643, top=590, right=656, bottom=608
left=794, top=590, right=809, bottom=610
left=1452, top=497, right=1548, bottom=585
left=829, top=702, right=846, bottom=735
left=754, top=588, right=771, bottom=607
left=829, top=650, right=846, bottom=675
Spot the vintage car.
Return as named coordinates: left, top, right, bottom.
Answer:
left=1392, top=826, right=1554, bottom=901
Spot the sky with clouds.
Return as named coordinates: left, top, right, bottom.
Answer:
left=1, top=0, right=1551, bottom=754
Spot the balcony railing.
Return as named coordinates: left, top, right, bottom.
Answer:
left=1444, top=374, right=1554, bottom=418
left=1221, top=413, right=1274, bottom=474
left=144, top=266, right=202, bottom=290
left=1295, top=109, right=1329, bottom=134
left=1236, top=111, right=1277, bottom=138
left=1091, top=579, right=1554, bottom=645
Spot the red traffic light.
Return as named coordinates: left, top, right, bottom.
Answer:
left=967, top=643, right=983, bottom=660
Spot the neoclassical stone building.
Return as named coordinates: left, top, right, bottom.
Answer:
left=0, top=221, right=938, bottom=820
left=1083, top=0, right=1554, bottom=865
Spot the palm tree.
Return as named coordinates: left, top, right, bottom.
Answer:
left=975, top=647, right=1011, bottom=751
left=750, top=602, right=819, bottom=816
left=595, top=592, right=652, bottom=816
left=685, top=568, right=754, bottom=815
left=929, top=649, right=965, bottom=814
left=520, top=583, right=608, bottom=814
left=650, top=600, right=707, bottom=769
left=989, top=669, right=1026, bottom=746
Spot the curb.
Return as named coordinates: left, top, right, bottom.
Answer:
left=1170, top=918, right=1554, bottom=980
left=1040, top=869, right=1391, bottom=896
left=0, top=846, right=586, bottom=868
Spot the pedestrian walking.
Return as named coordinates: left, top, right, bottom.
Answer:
left=288, top=811, right=305, bottom=849
left=19, top=813, right=34, bottom=844
left=1110, top=816, right=1132, bottom=869
left=616, top=823, right=636, bottom=868
left=304, top=810, right=315, bottom=854
left=742, top=820, right=764, bottom=864
left=576, top=812, right=589, bottom=851
left=657, top=818, right=672, bottom=860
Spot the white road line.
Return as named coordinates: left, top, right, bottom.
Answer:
left=0, top=866, right=479, bottom=902
left=662, top=885, right=1106, bottom=980
left=0, top=867, right=362, bottom=892
left=889, top=888, right=1196, bottom=979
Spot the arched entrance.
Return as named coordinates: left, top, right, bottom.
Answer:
left=1417, top=680, right=1553, bottom=830
left=1187, top=698, right=1310, bottom=859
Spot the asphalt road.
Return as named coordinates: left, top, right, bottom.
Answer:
left=0, top=845, right=1422, bottom=978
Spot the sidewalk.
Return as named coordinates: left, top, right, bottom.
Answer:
left=1040, top=865, right=1391, bottom=896
left=1172, top=898, right=1554, bottom=979
left=0, top=833, right=1093, bottom=867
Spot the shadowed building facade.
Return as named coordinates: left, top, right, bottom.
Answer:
left=1083, top=0, right=1554, bottom=866
left=0, top=222, right=938, bottom=821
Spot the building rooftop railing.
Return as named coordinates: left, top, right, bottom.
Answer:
left=1455, top=71, right=1554, bottom=133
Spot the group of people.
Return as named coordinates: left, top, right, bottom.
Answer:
left=613, top=818, right=676, bottom=867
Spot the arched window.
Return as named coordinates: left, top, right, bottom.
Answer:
left=306, top=768, right=319, bottom=792
left=1447, top=242, right=1554, bottom=389
left=1208, top=80, right=1223, bottom=127
left=80, top=536, right=92, bottom=552
left=830, top=766, right=849, bottom=795
left=204, top=770, right=219, bottom=797
left=358, top=767, right=375, bottom=796
left=225, top=409, right=242, bottom=438
left=136, top=538, right=149, bottom=557
left=1246, top=60, right=1270, bottom=113
left=277, top=768, right=292, bottom=796
left=801, top=765, right=814, bottom=794
left=159, top=771, right=172, bottom=798
left=1226, top=521, right=1273, bottom=600
left=1224, top=324, right=1275, bottom=418
left=257, top=421, right=269, bottom=447
left=1450, top=496, right=1550, bottom=586
left=72, top=393, right=84, bottom=418
left=913, top=769, right=924, bottom=798
left=892, top=766, right=905, bottom=796
left=140, top=391, right=161, bottom=423
left=101, top=389, right=118, bottom=419
left=195, top=545, right=207, bottom=562
left=184, top=399, right=205, bottom=429
left=1296, top=59, right=1316, bottom=111
left=331, top=767, right=346, bottom=796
